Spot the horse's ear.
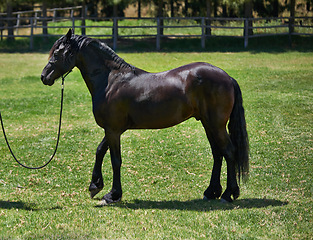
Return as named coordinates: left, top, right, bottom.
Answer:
left=65, top=29, right=73, bottom=41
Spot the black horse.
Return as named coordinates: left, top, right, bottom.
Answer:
left=41, top=29, right=249, bottom=204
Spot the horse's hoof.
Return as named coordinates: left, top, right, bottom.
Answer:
left=99, top=199, right=108, bottom=206
left=90, top=188, right=102, bottom=199
left=221, top=191, right=233, bottom=203
left=203, top=185, right=223, bottom=200
left=203, top=195, right=214, bottom=201
left=89, top=182, right=103, bottom=198
left=100, top=191, right=122, bottom=205
left=100, top=196, right=122, bottom=205
left=232, top=188, right=240, bottom=201
left=221, top=186, right=239, bottom=203
left=220, top=198, right=232, bottom=203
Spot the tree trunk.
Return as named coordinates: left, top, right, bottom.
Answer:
left=273, top=0, right=279, bottom=17
left=157, top=0, right=164, bottom=35
left=206, top=0, right=211, bottom=36
left=170, top=0, right=174, bottom=17
left=184, top=0, right=188, bottom=16
left=222, top=4, right=227, bottom=17
left=289, top=0, right=295, bottom=33
left=138, top=0, right=141, bottom=19
left=213, top=0, right=218, bottom=17
left=42, top=0, right=48, bottom=35
left=244, top=0, right=253, bottom=36
left=306, top=0, right=311, bottom=12
left=113, top=3, right=118, bottom=17
left=81, top=0, right=86, bottom=35
left=6, top=0, right=14, bottom=41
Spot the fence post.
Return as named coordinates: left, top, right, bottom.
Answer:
left=288, top=17, right=293, bottom=47
left=42, top=3, right=48, bottom=36
left=81, top=5, right=86, bottom=35
left=156, top=17, right=161, bottom=51
left=1, top=21, right=3, bottom=40
left=30, top=18, right=34, bottom=50
left=72, top=17, right=75, bottom=33
left=244, top=18, right=249, bottom=48
left=201, top=17, right=205, bottom=49
left=53, top=10, right=57, bottom=22
left=34, top=11, right=38, bottom=26
left=113, top=17, right=118, bottom=50
left=16, top=13, right=21, bottom=35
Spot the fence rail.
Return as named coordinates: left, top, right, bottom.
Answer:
left=0, top=10, right=312, bottom=50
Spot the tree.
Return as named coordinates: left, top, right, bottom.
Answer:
left=138, top=0, right=141, bottom=18
left=113, top=0, right=118, bottom=17
left=244, top=0, right=253, bottom=36
left=81, top=0, right=86, bottom=35
left=157, top=0, right=164, bottom=35
left=272, top=0, right=279, bottom=17
left=100, top=0, right=128, bottom=17
left=290, top=0, right=296, bottom=33
left=42, top=0, right=48, bottom=35
left=212, top=0, right=218, bottom=17
left=184, top=0, right=189, bottom=16
left=6, top=0, right=14, bottom=41
left=307, top=0, right=312, bottom=11
left=206, top=0, right=212, bottom=36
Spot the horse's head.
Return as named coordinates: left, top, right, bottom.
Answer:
left=41, top=29, right=77, bottom=86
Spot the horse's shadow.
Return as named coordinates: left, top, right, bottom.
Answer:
left=0, top=198, right=288, bottom=212
left=0, top=200, right=62, bottom=211
left=106, top=198, right=288, bottom=211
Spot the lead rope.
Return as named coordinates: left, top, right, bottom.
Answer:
left=0, top=70, right=71, bottom=170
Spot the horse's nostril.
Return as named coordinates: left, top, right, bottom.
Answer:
left=41, top=75, right=46, bottom=82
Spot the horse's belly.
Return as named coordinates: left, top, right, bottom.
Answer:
left=129, top=100, right=194, bottom=129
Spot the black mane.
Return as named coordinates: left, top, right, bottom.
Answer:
left=49, top=34, right=134, bottom=71
left=89, top=38, right=133, bottom=71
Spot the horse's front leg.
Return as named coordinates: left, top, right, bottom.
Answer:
left=89, top=136, right=108, bottom=198
left=101, top=130, right=123, bottom=205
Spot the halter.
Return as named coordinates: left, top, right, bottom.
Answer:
left=0, top=70, right=72, bottom=170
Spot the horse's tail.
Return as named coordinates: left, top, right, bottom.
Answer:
left=228, top=78, right=249, bottom=183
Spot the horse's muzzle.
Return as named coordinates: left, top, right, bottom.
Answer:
left=41, top=74, right=54, bottom=86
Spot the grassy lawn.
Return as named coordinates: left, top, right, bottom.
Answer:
left=0, top=49, right=312, bottom=239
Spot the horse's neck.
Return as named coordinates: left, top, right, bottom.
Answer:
left=76, top=48, right=111, bottom=97
left=75, top=41, right=146, bottom=97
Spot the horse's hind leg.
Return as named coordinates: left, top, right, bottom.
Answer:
left=89, top=135, right=109, bottom=198
left=202, top=120, right=239, bottom=202
left=204, top=150, right=223, bottom=200
left=220, top=139, right=240, bottom=202
left=202, top=121, right=223, bottom=200
left=216, top=130, right=240, bottom=202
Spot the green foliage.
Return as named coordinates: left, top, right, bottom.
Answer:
left=1, top=0, right=311, bottom=18
left=0, top=50, right=312, bottom=239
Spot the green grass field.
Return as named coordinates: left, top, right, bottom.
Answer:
left=0, top=48, right=312, bottom=239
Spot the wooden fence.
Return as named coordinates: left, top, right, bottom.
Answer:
left=0, top=7, right=312, bottom=50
